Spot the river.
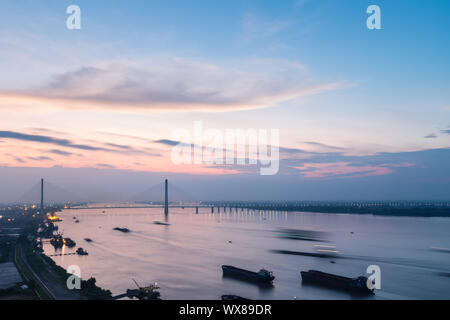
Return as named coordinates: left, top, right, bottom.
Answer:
left=44, top=207, right=450, bottom=300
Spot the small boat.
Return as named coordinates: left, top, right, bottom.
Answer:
left=74, top=220, right=80, bottom=223
left=300, top=270, right=373, bottom=294
left=271, top=249, right=337, bottom=259
left=222, top=265, right=274, bottom=284
left=84, top=238, right=93, bottom=242
left=64, top=238, right=76, bottom=248
left=278, top=228, right=328, bottom=242
left=113, top=227, right=130, bottom=233
left=126, top=280, right=161, bottom=300
left=221, top=295, right=251, bottom=301
left=76, top=248, right=88, bottom=255
left=50, top=234, right=64, bottom=248
left=153, top=221, right=170, bottom=226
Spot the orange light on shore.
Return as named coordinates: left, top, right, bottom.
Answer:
left=48, top=215, right=63, bottom=222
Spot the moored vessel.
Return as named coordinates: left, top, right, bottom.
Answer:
left=64, top=237, right=76, bottom=248
left=221, top=294, right=251, bottom=300
left=222, top=265, right=274, bottom=284
left=76, top=247, right=88, bottom=255
left=50, top=234, right=64, bottom=248
left=300, top=270, right=373, bottom=294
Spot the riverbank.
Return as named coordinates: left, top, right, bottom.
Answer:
left=33, top=239, right=113, bottom=299
left=204, top=201, right=450, bottom=217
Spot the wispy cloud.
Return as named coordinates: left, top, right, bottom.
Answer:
left=240, top=13, right=292, bottom=42
left=279, top=146, right=310, bottom=154
left=0, top=130, right=160, bottom=157
left=0, top=131, right=107, bottom=151
left=0, top=59, right=347, bottom=113
left=154, top=139, right=183, bottom=147
left=15, top=157, right=25, bottom=163
left=48, top=149, right=74, bottom=156
left=27, top=156, right=53, bottom=161
left=303, top=141, right=346, bottom=151
left=96, top=163, right=116, bottom=169
left=295, top=162, right=395, bottom=179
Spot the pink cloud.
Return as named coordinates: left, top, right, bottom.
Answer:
left=295, top=162, right=396, bottom=178
left=0, top=60, right=348, bottom=113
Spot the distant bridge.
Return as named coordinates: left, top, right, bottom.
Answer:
left=66, top=205, right=210, bottom=210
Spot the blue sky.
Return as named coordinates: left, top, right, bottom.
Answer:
left=0, top=0, right=449, bottom=201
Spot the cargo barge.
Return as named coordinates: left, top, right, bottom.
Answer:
left=222, top=265, right=274, bottom=284
left=300, top=270, right=374, bottom=294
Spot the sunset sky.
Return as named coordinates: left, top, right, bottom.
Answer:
left=0, top=0, right=449, bottom=202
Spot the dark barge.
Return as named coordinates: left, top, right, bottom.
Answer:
left=64, top=238, right=76, bottom=248
left=221, top=295, right=251, bottom=301
left=222, top=265, right=274, bottom=284
left=50, top=234, right=64, bottom=248
left=76, top=247, right=88, bottom=255
left=300, top=270, right=374, bottom=294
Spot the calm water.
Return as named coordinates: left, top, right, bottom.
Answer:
left=44, top=207, right=450, bottom=300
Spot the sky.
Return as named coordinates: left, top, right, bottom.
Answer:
left=0, top=0, right=449, bottom=202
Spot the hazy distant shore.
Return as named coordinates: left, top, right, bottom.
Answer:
left=203, top=202, right=450, bottom=218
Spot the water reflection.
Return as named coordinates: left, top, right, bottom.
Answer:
left=44, top=207, right=450, bottom=300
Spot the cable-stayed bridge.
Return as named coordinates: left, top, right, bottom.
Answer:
left=13, top=178, right=285, bottom=215
left=14, top=178, right=212, bottom=214
left=16, top=179, right=197, bottom=204
left=14, top=178, right=442, bottom=217
left=16, top=179, right=82, bottom=205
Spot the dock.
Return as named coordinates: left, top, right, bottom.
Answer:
left=47, top=253, right=77, bottom=257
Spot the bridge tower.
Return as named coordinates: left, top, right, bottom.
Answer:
left=40, top=178, right=44, bottom=214
left=164, top=179, right=169, bottom=216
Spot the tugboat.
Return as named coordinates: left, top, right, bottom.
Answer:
left=222, top=265, right=275, bottom=284
left=113, top=227, right=130, bottom=233
left=76, top=247, right=88, bottom=255
left=300, top=270, right=374, bottom=294
left=64, top=238, right=76, bottom=248
left=126, top=279, right=161, bottom=300
left=50, top=234, right=64, bottom=249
